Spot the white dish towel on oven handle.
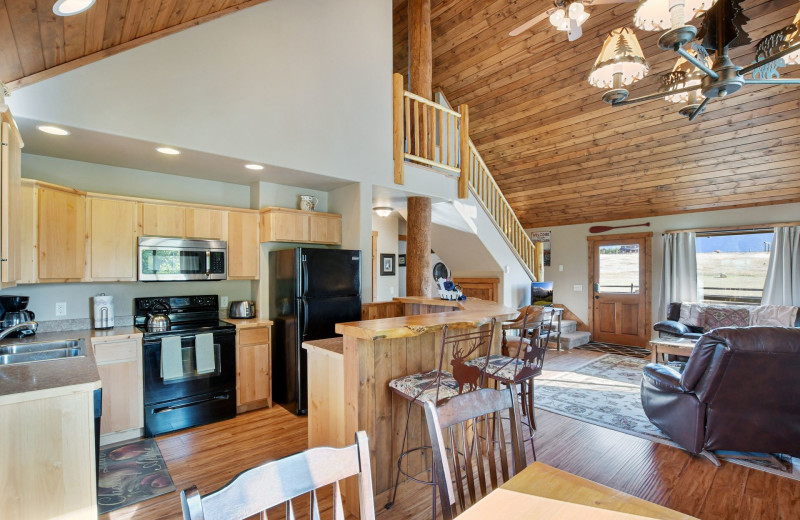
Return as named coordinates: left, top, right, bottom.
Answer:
left=195, top=333, right=216, bottom=375
left=161, top=336, right=184, bottom=381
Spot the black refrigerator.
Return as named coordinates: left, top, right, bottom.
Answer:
left=270, top=247, right=361, bottom=415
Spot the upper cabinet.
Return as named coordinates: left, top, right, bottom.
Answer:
left=142, top=203, right=185, bottom=237
left=0, top=108, right=23, bottom=287
left=185, top=208, right=225, bottom=240
left=260, top=207, right=341, bottom=245
left=89, top=197, right=138, bottom=281
left=228, top=211, right=259, bottom=279
left=38, top=186, right=86, bottom=281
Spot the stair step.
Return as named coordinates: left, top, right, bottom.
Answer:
left=545, top=319, right=578, bottom=334
left=559, top=331, right=591, bottom=350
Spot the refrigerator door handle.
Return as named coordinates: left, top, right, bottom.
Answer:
left=301, top=256, right=309, bottom=296
left=301, top=298, right=309, bottom=337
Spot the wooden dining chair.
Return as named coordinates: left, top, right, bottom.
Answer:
left=180, top=431, right=375, bottom=520
left=424, top=386, right=528, bottom=520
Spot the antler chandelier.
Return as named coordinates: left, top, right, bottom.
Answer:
left=589, top=0, right=800, bottom=120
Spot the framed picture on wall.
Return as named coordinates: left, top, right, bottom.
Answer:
left=380, top=254, right=395, bottom=276
left=398, top=254, right=406, bottom=267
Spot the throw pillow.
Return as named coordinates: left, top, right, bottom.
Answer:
left=749, top=305, right=799, bottom=326
left=679, top=303, right=707, bottom=328
left=704, top=305, right=750, bottom=332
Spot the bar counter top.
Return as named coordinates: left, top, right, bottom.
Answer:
left=335, top=298, right=516, bottom=340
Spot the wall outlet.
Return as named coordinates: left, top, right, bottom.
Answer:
left=55, top=302, right=67, bottom=316
left=389, top=286, right=395, bottom=295
left=220, top=296, right=229, bottom=308
left=573, top=285, right=583, bottom=292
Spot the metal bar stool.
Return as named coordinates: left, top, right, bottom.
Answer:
left=467, top=306, right=554, bottom=460
left=384, top=318, right=497, bottom=517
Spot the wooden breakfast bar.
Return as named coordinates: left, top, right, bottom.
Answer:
left=305, top=298, right=515, bottom=515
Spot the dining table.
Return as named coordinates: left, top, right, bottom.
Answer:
left=455, top=462, right=698, bottom=520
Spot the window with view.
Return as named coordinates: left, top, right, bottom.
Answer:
left=695, top=230, right=774, bottom=305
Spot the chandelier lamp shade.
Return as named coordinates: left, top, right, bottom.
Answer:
left=590, top=0, right=800, bottom=121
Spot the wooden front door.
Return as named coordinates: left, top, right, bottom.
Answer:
left=589, top=233, right=652, bottom=347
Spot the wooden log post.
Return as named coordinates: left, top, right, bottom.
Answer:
left=408, top=0, right=432, bottom=100
left=393, top=73, right=404, bottom=185
left=406, top=197, right=432, bottom=297
left=459, top=104, right=469, bottom=199
left=533, top=241, right=544, bottom=282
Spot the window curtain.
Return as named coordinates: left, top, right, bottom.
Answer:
left=659, top=232, right=697, bottom=318
left=762, top=226, right=800, bottom=306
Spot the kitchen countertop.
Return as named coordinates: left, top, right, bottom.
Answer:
left=0, top=330, right=103, bottom=406
left=335, top=299, right=516, bottom=341
left=224, top=318, right=273, bottom=328
left=302, top=337, right=344, bottom=356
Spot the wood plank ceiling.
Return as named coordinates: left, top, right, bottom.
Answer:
left=394, top=0, right=800, bottom=227
left=0, top=0, right=272, bottom=91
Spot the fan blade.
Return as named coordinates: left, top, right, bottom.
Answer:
left=568, top=18, right=583, bottom=41
left=589, top=0, right=638, bottom=4
left=509, top=12, right=549, bottom=36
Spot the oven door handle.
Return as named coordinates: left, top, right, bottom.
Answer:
left=153, top=393, right=230, bottom=414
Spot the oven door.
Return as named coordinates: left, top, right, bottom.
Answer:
left=143, top=330, right=236, bottom=405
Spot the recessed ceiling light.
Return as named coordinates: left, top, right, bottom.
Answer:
left=53, top=0, right=96, bottom=16
left=156, top=147, right=181, bottom=155
left=37, top=125, right=70, bottom=136
left=245, top=164, right=264, bottom=171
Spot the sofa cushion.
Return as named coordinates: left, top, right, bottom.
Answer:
left=654, top=320, right=690, bottom=336
left=703, top=305, right=751, bottom=332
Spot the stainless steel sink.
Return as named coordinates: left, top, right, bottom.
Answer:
left=0, top=339, right=86, bottom=365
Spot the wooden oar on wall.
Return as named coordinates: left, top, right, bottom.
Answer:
left=589, top=222, right=650, bottom=233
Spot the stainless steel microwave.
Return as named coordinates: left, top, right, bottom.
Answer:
left=138, top=237, right=227, bottom=281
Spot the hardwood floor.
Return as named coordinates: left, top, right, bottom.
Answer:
left=101, top=350, right=800, bottom=520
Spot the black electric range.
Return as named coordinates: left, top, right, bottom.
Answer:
left=134, top=295, right=237, bottom=436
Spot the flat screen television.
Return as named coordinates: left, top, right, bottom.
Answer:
left=531, top=282, right=553, bottom=306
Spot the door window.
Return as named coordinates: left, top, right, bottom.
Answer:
left=597, top=244, right=640, bottom=294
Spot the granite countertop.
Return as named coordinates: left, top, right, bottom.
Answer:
left=302, top=337, right=344, bottom=356
left=224, top=318, right=273, bottom=329
left=335, top=299, right=517, bottom=341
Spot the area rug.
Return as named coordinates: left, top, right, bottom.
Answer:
left=97, top=437, right=176, bottom=514
left=573, top=341, right=651, bottom=359
left=534, top=354, right=800, bottom=481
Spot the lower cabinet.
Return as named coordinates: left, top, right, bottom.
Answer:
left=236, top=325, right=272, bottom=413
left=92, top=335, right=144, bottom=445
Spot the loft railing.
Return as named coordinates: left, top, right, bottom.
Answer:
left=391, top=73, right=543, bottom=281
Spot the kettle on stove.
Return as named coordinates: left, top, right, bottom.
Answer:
left=145, top=301, right=171, bottom=331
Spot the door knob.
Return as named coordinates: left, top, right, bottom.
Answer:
left=594, top=295, right=599, bottom=299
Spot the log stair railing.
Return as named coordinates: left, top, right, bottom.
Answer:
left=392, top=73, right=543, bottom=281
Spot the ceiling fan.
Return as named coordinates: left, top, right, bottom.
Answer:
left=510, top=0, right=638, bottom=41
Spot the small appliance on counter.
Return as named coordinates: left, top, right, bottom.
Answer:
left=229, top=300, right=256, bottom=319
left=0, top=295, right=36, bottom=337
left=92, top=293, right=115, bottom=329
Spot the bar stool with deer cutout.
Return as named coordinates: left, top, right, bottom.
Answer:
left=384, top=319, right=497, bottom=517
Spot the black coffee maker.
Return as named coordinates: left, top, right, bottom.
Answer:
left=0, top=295, right=36, bottom=337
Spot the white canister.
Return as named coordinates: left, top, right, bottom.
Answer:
left=93, top=294, right=115, bottom=329
left=299, top=195, right=319, bottom=211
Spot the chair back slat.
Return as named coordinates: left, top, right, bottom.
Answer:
left=424, top=387, right=527, bottom=518
left=332, top=480, right=345, bottom=520
left=181, top=432, right=375, bottom=520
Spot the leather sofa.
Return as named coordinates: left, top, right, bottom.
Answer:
left=654, top=302, right=800, bottom=340
left=641, top=327, right=800, bottom=458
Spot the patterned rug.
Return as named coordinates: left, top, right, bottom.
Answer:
left=97, top=437, right=175, bottom=514
left=535, top=354, right=800, bottom=481
left=573, top=341, right=651, bottom=358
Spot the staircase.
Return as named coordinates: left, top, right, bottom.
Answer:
left=551, top=319, right=592, bottom=350
left=392, top=73, right=543, bottom=282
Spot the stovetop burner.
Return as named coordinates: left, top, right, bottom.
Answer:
left=136, top=320, right=236, bottom=338
left=134, top=295, right=236, bottom=338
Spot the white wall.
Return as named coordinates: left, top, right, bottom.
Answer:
left=528, top=202, right=800, bottom=329
left=329, top=182, right=373, bottom=301
left=7, top=0, right=393, bottom=187
left=372, top=212, right=400, bottom=301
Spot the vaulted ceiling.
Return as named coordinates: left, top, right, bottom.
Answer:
left=0, top=0, right=271, bottom=90
left=394, top=0, right=800, bottom=227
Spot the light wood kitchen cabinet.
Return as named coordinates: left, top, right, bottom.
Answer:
left=185, top=207, right=225, bottom=240
left=142, top=203, right=185, bottom=237
left=0, top=109, right=23, bottom=287
left=260, top=207, right=342, bottom=245
left=92, top=335, right=144, bottom=444
left=18, top=181, right=37, bottom=284
left=310, top=213, right=342, bottom=244
left=38, top=186, right=86, bottom=281
left=228, top=211, right=259, bottom=279
left=236, top=325, right=272, bottom=412
left=89, top=197, right=138, bottom=280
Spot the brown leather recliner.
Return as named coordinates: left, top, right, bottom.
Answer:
left=641, top=327, right=800, bottom=458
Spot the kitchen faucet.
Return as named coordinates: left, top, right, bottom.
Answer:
left=0, top=321, right=39, bottom=341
